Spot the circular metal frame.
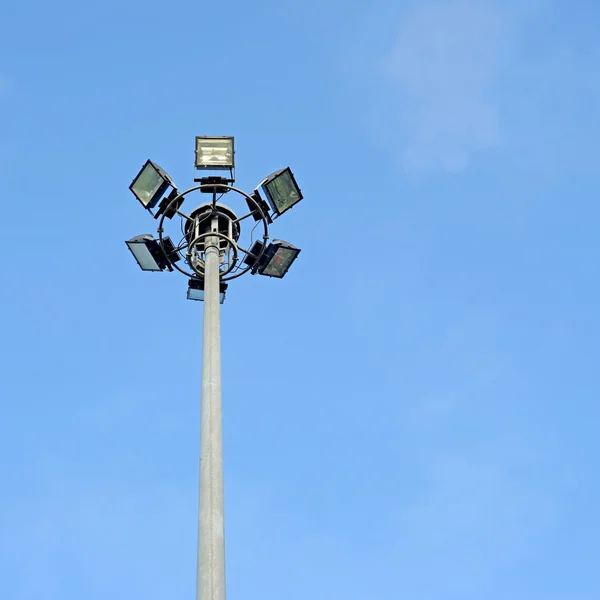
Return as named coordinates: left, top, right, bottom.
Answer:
left=157, top=183, right=270, bottom=282
left=185, top=230, right=240, bottom=278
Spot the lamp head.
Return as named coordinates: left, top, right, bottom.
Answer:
left=187, top=278, right=228, bottom=303
left=195, top=136, right=235, bottom=171
left=260, top=167, right=303, bottom=217
left=245, top=240, right=301, bottom=278
left=125, top=234, right=175, bottom=272
left=129, top=160, right=174, bottom=211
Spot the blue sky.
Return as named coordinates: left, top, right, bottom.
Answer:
left=1, top=0, right=599, bottom=598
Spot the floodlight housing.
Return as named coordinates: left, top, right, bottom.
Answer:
left=243, top=241, right=265, bottom=269
left=162, top=236, right=181, bottom=264
left=125, top=234, right=175, bottom=272
left=248, top=239, right=301, bottom=278
left=187, top=278, right=228, bottom=304
left=195, top=136, right=235, bottom=170
left=154, top=188, right=184, bottom=220
left=261, top=167, right=303, bottom=216
left=129, top=160, right=174, bottom=210
left=245, top=190, right=273, bottom=224
left=198, top=176, right=231, bottom=194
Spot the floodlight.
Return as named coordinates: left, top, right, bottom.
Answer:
left=249, top=240, right=301, bottom=278
left=129, top=160, right=174, bottom=210
left=125, top=234, right=175, bottom=272
left=187, top=278, right=228, bottom=303
left=195, top=136, right=234, bottom=170
left=260, top=167, right=303, bottom=216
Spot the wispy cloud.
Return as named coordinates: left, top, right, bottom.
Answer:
left=381, top=0, right=509, bottom=173
left=365, top=0, right=600, bottom=174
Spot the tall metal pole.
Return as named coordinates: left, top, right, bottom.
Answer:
left=197, top=227, right=226, bottom=600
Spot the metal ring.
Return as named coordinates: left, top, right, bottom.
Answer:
left=157, top=183, right=270, bottom=281
left=186, top=231, right=239, bottom=278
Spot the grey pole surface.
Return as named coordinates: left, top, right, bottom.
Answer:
left=197, top=231, right=226, bottom=600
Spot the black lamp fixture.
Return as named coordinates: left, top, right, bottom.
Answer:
left=260, top=167, right=303, bottom=217
left=244, top=239, right=301, bottom=278
left=154, top=189, right=184, bottom=220
left=187, top=278, right=228, bottom=304
left=125, top=234, right=178, bottom=272
left=129, top=160, right=175, bottom=211
left=195, top=136, right=235, bottom=171
left=245, top=190, right=273, bottom=224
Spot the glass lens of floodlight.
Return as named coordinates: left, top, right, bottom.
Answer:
left=187, top=288, right=206, bottom=301
left=262, top=247, right=298, bottom=278
left=187, top=288, right=225, bottom=303
left=265, top=170, right=301, bottom=214
left=126, top=241, right=162, bottom=271
left=131, top=163, right=164, bottom=207
left=195, top=138, right=233, bottom=168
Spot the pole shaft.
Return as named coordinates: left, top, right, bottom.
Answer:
left=197, top=234, right=226, bottom=600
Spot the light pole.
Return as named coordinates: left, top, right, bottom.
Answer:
left=125, top=136, right=304, bottom=600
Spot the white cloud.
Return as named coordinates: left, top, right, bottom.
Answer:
left=382, top=0, right=508, bottom=173
left=362, top=0, right=600, bottom=175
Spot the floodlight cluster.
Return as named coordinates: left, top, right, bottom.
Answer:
left=125, top=136, right=304, bottom=301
